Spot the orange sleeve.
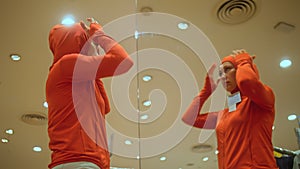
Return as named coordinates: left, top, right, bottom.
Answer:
left=92, top=30, right=134, bottom=78
left=182, top=75, right=219, bottom=129
left=235, top=53, right=274, bottom=110
left=61, top=33, right=133, bottom=82
left=95, top=44, right=134, bottom=78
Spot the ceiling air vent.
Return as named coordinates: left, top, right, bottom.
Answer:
left=191, top=143, right=213, bottom=153
left=274, top=21, right=295, bottom=33
left=21, top=112, right=47, bottom=126
left=216, top=0, right=259, bottom=24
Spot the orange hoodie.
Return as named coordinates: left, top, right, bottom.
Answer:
left=46, top=23, right=133, bottom=169
left=182, top=53, right=278, bottom=169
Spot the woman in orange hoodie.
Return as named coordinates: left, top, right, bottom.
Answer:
left=46, top=18, right=133, bottom=169
left=182, top=50, right=278, bottom=169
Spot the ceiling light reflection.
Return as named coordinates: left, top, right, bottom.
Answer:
left=1, top=138, right=9, bottom=143
left=43, top=101, right=48, bottom=108
left=160, top=156, right=167, bottom=161
left=202, top=157, right=209, bottom=161
left=5, top=129, right=14, bottom=135
left=178, top=22, right=189, bottom=30
left=143, top=100, right=151, bottom=107
left=142, top=75, right=152, bottom=82
left=33, top=146, right=42, bottom=152
left=288, top=114, right=297, bottom=121
left=140, top=114, right=149, bottom=120
left=10, top=54, right=21, bottom=61
left=124, top=140, right=133, bottom=145
left=61, top=15, right=75, bottom=26
left=280, top=58, right=292, bottom=68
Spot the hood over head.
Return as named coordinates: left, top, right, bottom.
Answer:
left=221, top=53, right=260, bottom=79
left=221, top=53, right=260, bottom=94
left=48, top=23, right=88, bottom=65
left=221, top=55, right=237, bottom=69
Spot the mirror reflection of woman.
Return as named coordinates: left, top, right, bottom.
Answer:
left=182, top=50, right=278, bottom=169
left=47, top=18, right=133, bottom=169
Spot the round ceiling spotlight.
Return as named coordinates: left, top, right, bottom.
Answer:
left=10, top=54, right=21, bottom=61
left=140, top=114, right=149, bottom=120
left=33, top=146, right=42, bottom=152
left=43, top=101, right=48, bottom=108
left=142, top=75, right=152, bottom=82
left=61, top=14, right=75, bottom=26
left=5, top=129, right=14, bottom=135
left=124, top=140, right=133, bottom=145
left=216, top=0, right=259, bottom=24
left=142, top=100, right=152, bottom=107
left=280, top=58, right=292, bottom=68
left=288, top=114, right=297, bottom=121
left=178, top=22, right=189, bottom=30
left=1, top=138, right=9, bottom=143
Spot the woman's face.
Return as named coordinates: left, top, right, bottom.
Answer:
left=219, top=62, right=237, bottom=92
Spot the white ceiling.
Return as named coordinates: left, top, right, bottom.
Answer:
left=0, top=0, right=299, bottom=169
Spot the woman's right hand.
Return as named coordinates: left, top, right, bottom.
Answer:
left=80, top=17, right=102, bottom=37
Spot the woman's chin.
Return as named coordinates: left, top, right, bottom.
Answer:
left=226, top=87, right=234, bottom=93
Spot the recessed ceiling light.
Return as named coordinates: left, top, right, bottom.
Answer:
left=272, top=126, right=275, bottom=130
left=288, top=114, right=297, bottom=121
left=177, top=22, right=189, bottom=30
left=140, top=114, right=149, bottom=120
left=5, top=129, right=14, bottom=135
left=124, top=140, right=133, bottom=145
left=134, top=30, right=139, bottom=39
left=280, top=58, right=292, bottom=68
left=61, top=15, right=75, bottom=26
left=1, top=138, right=9, bottom=143
left=160, top=156, right=167, bottom=161
left=43, top=101, right=48, bottom=108
left=143, top=100, right=151, bottom=107
left=202, top=157, right=209, bottom=162
left=136, top=155, right=140, bottom=159
left=142, top=75, right=152, bottom=82
left=33, top=146, right=42, bottom=152
left=10, top=54, right=21, bottom=61
left=215, top=150, right=219, bottom=155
